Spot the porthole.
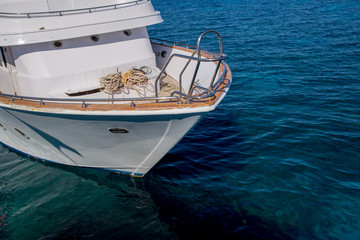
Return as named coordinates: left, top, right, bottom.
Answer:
left=123, top=30, right=132, bottom=37
left=109, top=128, right=129, bottom=134
left=161, top=50, right=167, bottom=58
left=0, top=123, right=6, bottom=131
left=15, top=128, right=30, bottom=139
left=52, top=40, right=63, bottom=49
left=90, top=35, right=100, bottom=42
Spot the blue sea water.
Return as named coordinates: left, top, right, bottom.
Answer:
left=1, top=0, right=360, bottom=239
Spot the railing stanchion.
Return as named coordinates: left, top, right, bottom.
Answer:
left=82, top=101, right=87, bottom=108
left=209, top=60, right=222, bottom=90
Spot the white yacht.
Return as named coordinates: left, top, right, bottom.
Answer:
left=0, top=0, right=232, bottom=176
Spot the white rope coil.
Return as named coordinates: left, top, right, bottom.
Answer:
left=99, top=66, right=179, bottom=97
left=99, top=68, right=149, bottom=94
left=99, top=71, right=123, bottom=94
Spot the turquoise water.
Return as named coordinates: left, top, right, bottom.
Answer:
left=1, top=0, right=360, bottom=239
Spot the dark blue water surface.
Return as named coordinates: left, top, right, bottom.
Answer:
left=1, top=0, right=360, bottom=239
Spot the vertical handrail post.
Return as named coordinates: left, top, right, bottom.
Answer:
left=191, top=30, right=224, bottom=94
left=154, top=55, right=176, bottom=97
left=209, top=60, right=221, bottom=90
left=187, top=60, right=201, bottom=96
left=179, top=49, right=197, bottom=94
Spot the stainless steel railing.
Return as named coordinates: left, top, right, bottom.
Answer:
left=0, top=0, right=148, bottom=18
left=0, top=94, right=182, bottom=108
left=0, top=64, right=227, bottom=108
left=153, top=30, right=228, bottom=102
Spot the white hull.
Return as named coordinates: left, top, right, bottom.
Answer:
left=0, top=106, right=206, bottom=176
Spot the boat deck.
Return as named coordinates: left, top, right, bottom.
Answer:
left=0, top=32, right=231, bottom=114
left=0, top=64, right=231, bottom=112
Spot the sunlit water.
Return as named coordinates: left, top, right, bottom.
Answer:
left=1, top=0, right=360, bottom=239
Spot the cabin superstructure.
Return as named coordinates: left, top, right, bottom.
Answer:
left=0, top=0, right=162, bottom=97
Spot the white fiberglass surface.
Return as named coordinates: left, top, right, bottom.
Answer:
left=11, top=28, right=156, bottom=98
left=0, top=0, right=162, bottom=47
left=0, top=107, right=204, bottom=175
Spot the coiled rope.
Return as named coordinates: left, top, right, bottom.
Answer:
left=100, top=66, right=178, bottom=97
left=100, top=67, right=151, bottom=94
left=99, top=70, right=123, bottom=94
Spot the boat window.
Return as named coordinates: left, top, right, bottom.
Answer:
left=90, top=35, right=100, bottom=42
left=52, top=41, right=63, bottom=49
left=123, top=30, right=132, bottom=37
left=0, top=47, right=7, bottom=67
